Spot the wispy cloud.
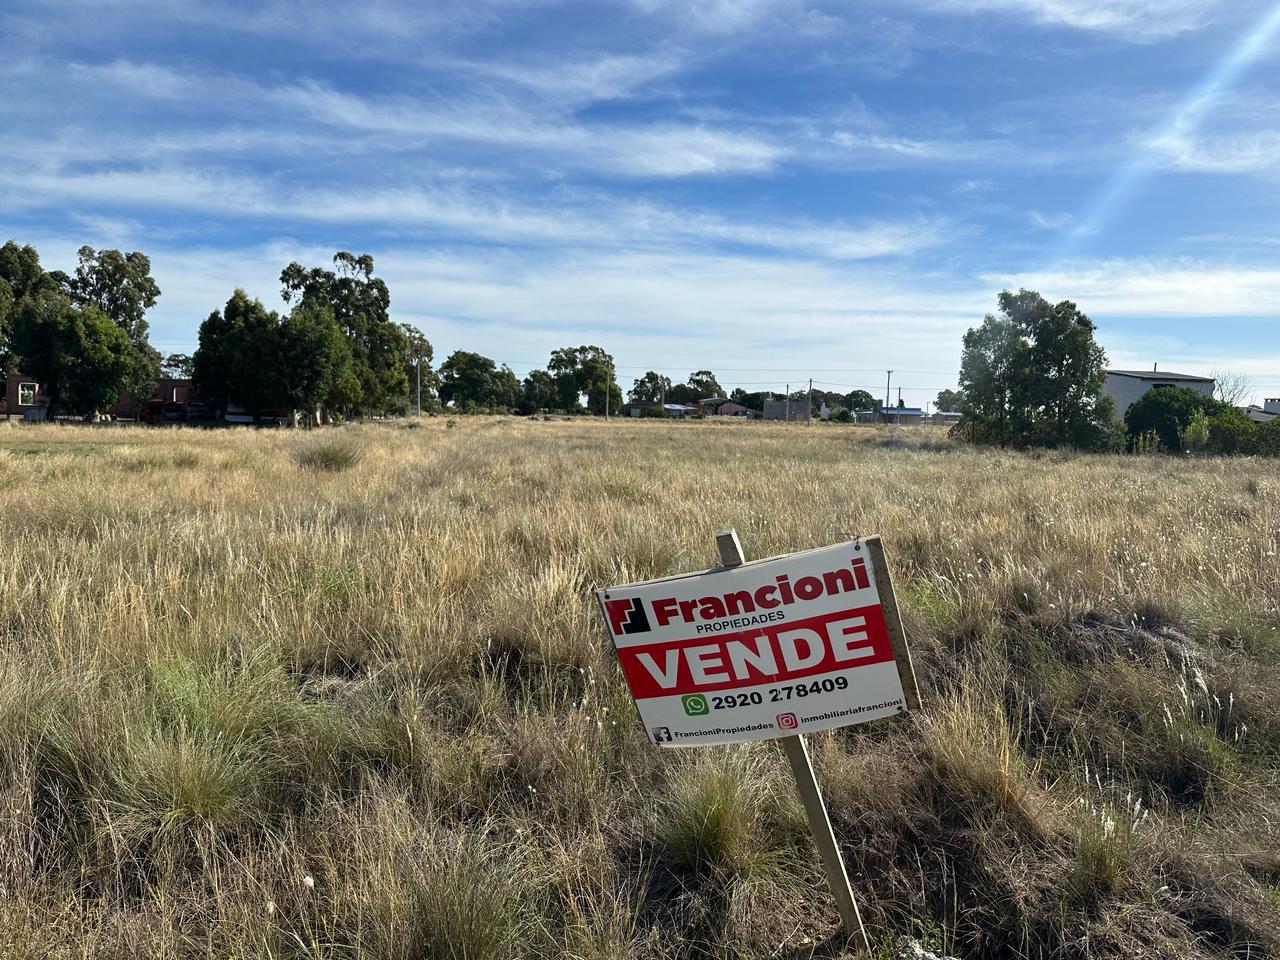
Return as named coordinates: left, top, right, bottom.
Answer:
left=0, top=162, right=954, bottom=262
left=49, top=59, right=785, bottom=179
left=1029, top=209, right=1074, bottom=229
left=1150, top=127, right=1280, bottom=174
left=917, top=0, right=1214, bottom=39
left=986, top=258, right=1280, bottom=315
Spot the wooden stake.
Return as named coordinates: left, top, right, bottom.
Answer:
left=862, top=535, right=921, bottom=712
left=714, top=529, right=871, bottom=954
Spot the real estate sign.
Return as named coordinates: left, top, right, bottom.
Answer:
left=598, top=537, right=919, bottom=747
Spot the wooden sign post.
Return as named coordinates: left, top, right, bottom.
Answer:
left=717, top=528, right=870, bottom=953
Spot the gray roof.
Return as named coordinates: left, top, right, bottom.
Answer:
left=1107, top=369, right=1214, bottom=382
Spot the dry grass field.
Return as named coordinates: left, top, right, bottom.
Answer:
left=0, top=417, right=1277, bottom=959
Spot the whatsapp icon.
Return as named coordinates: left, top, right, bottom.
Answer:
left=681, top=694, right=710, bottom=716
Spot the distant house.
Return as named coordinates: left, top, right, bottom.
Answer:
left=1244, top=399, right=1280, bottom=423
left=3, top=373, right=219, bottom=423
left=762, top=398, right=810, bottom=422
left=3, top=373, right=49, bottom=419
left=109, top=377, right=205, bottom=421
left=712, top=402, right=750, bottom=417
left=1103, top=368, right=1215, bottom=419
left=930, top=411, right=963, bottom=427
left=855, top=407, right=925, bottom=426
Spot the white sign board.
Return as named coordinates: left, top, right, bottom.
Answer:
left=598, top=537, right=917, bottom=747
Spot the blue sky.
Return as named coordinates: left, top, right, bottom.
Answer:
left=3, top=0, right=1280, bottom=405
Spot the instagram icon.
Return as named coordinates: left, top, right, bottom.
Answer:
left=775, top=712, right=798, bottom=730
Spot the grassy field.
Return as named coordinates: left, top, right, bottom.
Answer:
left=0, top=417, right=1277, bottom=959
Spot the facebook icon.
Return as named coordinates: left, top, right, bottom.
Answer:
left=651, top=727, right=674, bottom=743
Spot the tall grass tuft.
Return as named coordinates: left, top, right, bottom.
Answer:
left=656, top=750, right=794, bottom=877
left=294, top=437, right=364, bottom=471
left=383, top=831, right=546, bottom=960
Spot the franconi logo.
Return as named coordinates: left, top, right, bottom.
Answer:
left=604, top=597, right=651, bottom=635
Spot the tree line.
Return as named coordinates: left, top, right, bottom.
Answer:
left=950, top=289, right=1279, bottom=455
left=0, top=241, right=432, bottom=423
left=4, top=238, right=1275, bottom=453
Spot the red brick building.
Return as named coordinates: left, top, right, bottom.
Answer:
left=2, top=372, right=205, bottom=422
left=2, top=373, right=49, bottom=419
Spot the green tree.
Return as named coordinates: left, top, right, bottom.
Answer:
left=193, top=290, right=281, bottom=416
left=957, top=290, right=1114, bottom=449
left=0, top=241, right=58, bottom=371
left=439, top=350, right=499, bottom=411
left=666, top=382, right=698, bottom=404
left=60, top=246, right=163, bottom=407
left=958, top=311, right=1031, bottom=444
left=162, top=353, right=194, bottom=378
left=1124, top=386, right=1221, bottom=451
left=521, top=369, right=556, bottom=413
left=934, top=388, right=962, bottom=413
left=10, top=291, right=132, bottom=418
left=277, top=301, right=356, bottom=424
left=62, top=247, right=159, bottom=339
left=547, top=345, right=620, bottom=414
left=629, top=370, right=672, bottom=404
left=686, top=370, right=724, bottom=398
left=845, top=389, right=877, bottom=411
left=493, top=365, right=523, bottom=412
left=280, top=252, right=409, bottom=414
left=399, top=322, right=437, bottom=412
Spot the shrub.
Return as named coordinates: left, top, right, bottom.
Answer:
left=1124, top=386, right=1220, bottom=451
left=1179, top=411, right=1210, bottom=452
left=1204, top=408, right=1258, bottom=455
left=294, top=438, right=363, bottom=471
left=1254, top=417, right=1280, bottom=456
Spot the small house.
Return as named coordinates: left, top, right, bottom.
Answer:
left=1103, top=367, right=1214, bottom=419
left=3, top=373, right=47, bottom=419
left=762, top=398, right=810, bottom=422
left=1244, top=399, right=1280, bottom=423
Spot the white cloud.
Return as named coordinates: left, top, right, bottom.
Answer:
left=1150, top=128, right=1280, bottom=174
left=1029, top=209, right=1074, bottom=229
left=917, top=0, right=1214, bottom=39
left=52, top=59, right=785, bottom=179
left=0, top=164, right=953, bottom=261
left=985, top=258, right=1280, bottom=316
left=445, top=51, right=687, bottom=105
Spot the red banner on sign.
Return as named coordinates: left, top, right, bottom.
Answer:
left=616, top=604, right=894, bottom=699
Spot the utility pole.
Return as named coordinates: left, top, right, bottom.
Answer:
left=415, top=358, right=422, bottom=417
left=785, top=383, right=790, bottom=423
left=885, top=370, right=892, bottom=425
left=808, top=377, right=813, bottom=425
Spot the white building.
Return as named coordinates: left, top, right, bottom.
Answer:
left=1103, top=368, right=1215, bottom=419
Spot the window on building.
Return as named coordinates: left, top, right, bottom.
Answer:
left=18, top=382, right=37, bottom=406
